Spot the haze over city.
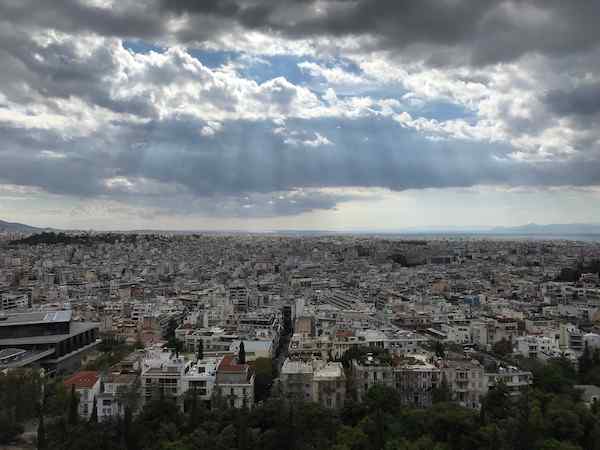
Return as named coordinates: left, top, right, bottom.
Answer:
left=2, top=1, right=600, bottom=230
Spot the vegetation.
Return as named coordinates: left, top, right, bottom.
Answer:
left=84, top=338, right=134, bottom=371
left=252, top=357, right=274, bottom=402
left=4, top=353, right=600, bottom=449
left=30, top=378, right=599, bottom=450
left=492, top=337, right=513, bottom=357
left=578, top=342, right=600, bottom=385
left=9, top=232, right=144, bottom=247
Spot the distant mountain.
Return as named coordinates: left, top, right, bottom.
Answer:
left=490, top=223, right=600, bottom=235
left=0, top=219, right=45, bottom=233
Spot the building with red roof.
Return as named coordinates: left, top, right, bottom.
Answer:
left=64, top=370, right=100, bottom=419
left=215, top=355, right=254, bottom=409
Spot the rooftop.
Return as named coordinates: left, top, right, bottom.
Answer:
left=64, top=371, right=99, bottom=389
left=218, top=354, right=248, bottom=373
left=0, top=310, right=72, bottom=327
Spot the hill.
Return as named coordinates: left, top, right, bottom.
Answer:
left=0, top=219, right=44, bottom=233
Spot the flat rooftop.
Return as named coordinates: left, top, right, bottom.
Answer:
left=0, top=310, right=72, bottom=327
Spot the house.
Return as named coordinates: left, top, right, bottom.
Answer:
left=97, top=373, right=138, bottom=422
left=64, top=371, right=100, bottom=419
left=215, top=355, right=255, bottom=409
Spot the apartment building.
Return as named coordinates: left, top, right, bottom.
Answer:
left=279, top=358, right=346, bottom=409
left=441, top=359, right=485, bottom=409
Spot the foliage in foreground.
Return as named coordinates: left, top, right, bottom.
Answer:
left=41, top=358, right=600, bottom=450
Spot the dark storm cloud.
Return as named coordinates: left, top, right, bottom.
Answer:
left=545, top=82, right=600, bottom=117
left=2, top=1, right=600, bottom=66
left=159, top=0, right=600, bottom=65
left=0, top=0, right=164, bottom=40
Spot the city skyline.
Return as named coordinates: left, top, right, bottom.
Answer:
left=2, top=1, right=600, bottom=229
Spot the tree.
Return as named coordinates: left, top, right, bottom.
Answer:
left=68, top=384, right=78, bottom=426
left=434, top=341, right=445, bottom=358
left=432, top=375, right=452, bottom=404
left=254, top=358, right=274, bottom=402
left=37, top=402, right=46, bottom=450
left=492, top=338, right=513, bottom=356
left=238, top=341, right=246, bottom=364
left=481, top=382, right=511, bottom=422
left=578, top=342, right=593, bottom=379
left=333, top=425, right=369, bottom=450
left=197, top=339, right=204, bottom=361
left=89, top=396, right=98, bottom=423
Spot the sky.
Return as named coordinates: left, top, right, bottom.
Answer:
left=2, top=0, right=600, bottom=231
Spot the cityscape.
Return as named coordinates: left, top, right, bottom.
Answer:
left=2, top=1, right=600, bottom=449
left=2, top=230, right=600, bottom=449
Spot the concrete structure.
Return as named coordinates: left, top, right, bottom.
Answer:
left=0, top=310, right=100, bottom=374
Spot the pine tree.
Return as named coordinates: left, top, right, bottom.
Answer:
left=89, top=396, right=98, bottom=423
left=122, top=406, right=133, bottom=450
left=238, top=341, right=246, bottom=364
left=37, top=403, right=46, bottom=450
left=197, top=339, right=204, bottom=361
left=187, top=387, right=198, bottom=431
left=579, top=341, right=593, bottom=380
left=68, top=384, right=78, bottom=426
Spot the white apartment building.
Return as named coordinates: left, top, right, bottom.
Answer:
left=515, top=335, right=559, bottom=359
left=141, top=349, right=189, bottom=406
left=182, top=357, right=220, bottom=405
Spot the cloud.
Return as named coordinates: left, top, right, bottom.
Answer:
left=545, top=82, right=600, bottom=117
left=3, top=1, right=600, bottom=66
left=2, top=0, right=600, bottom=222
left=154, top=0, right=600, bottom=66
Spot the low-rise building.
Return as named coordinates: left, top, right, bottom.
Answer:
left=215, top=355, right=255, bottom=409
left=279, top=358, right=346, bottom=409
left=64, top=371, right=100, bottom=419
left=97, top=373, right=138, bottom=422
left=485, top=366, right=532, bottom=396
left=441, top=358, right=485, bottom=409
